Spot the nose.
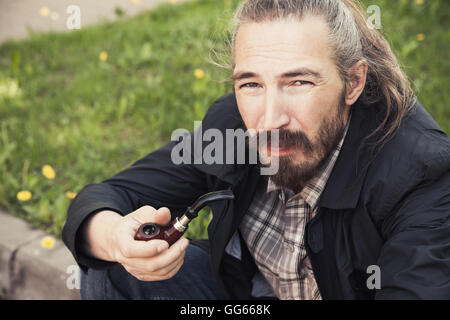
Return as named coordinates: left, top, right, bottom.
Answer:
left=262, top=88, right=290, bottom=131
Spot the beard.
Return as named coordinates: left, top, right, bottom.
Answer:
left=258, top=94, right=348, bottom=193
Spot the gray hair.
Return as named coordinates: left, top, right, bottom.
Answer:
left=224, top=0, right=415, bottom=149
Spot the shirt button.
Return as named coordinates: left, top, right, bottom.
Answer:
left=283, top=242, right=295, bottom=252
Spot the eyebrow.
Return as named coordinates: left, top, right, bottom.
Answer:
left=232, top=67, right=323, bottom=82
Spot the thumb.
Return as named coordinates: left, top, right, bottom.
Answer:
left=131, top=205, right=172, bottom=226
left=152, top=207, right=172, bottom=226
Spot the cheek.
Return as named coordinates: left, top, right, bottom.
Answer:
left=289, top=89, right=341, bottom=136
left=236, top=95, right=262, bottom=129
left=287, top=93, right=320, bottom=134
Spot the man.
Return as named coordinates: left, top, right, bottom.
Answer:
left=62, top=0, right=450, bottom=300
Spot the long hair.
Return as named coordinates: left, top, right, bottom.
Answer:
left=215, top=0, right=416, bottom=150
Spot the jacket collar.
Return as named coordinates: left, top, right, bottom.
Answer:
left=319, top=101, right=381, bottom=209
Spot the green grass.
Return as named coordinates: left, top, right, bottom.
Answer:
left=0, top=0, right=448, bottom=238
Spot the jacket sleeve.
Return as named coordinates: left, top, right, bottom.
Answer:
left=62, top=140, right=209, bottom=271
left=61, top=94, right=236, bottom=271
left=374, top=160, right=450, bottom=299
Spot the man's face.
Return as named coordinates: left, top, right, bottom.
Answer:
left=233, top=15, right=351, bottom=191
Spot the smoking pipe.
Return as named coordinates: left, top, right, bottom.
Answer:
left=134, top=190, right=234, bottom=246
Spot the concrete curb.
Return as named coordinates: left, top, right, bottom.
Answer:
left=0, top=209, right=80, bottom=300
left=0, top=0, right=191, bottom=43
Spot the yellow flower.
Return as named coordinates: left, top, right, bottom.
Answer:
left=99, top=51, right=108, bottom=62
left=416, top=33, right=425, bottom=41
left=194, top=68, right=205, bottom=79
left=0, top=78, right=21, bottom=99
left=40, top=236, right=56, bottom=250
left=415, top=0, right=424, bottom=5
left=17, top=190, right=32, bottom=202
left=42, top=165, right=56, bottom=180
left=66, top=191, right=77, bottom=200
left=40, top=7, right=50, bottom=17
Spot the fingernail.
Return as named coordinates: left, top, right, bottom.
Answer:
left=159, top=207, right=170, bottom=214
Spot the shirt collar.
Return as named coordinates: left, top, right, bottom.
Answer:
left=267, top=112, right=352, bottom=209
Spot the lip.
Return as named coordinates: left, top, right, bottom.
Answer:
left=267, top=146, right=294, bottom=157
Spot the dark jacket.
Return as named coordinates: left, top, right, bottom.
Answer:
left=62, top=93, right=450, bottom=300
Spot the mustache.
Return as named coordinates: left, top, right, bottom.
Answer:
left=256, top=129, right=314, bottom=154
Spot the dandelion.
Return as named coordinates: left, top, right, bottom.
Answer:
left=66, top=191, right=77, bottom=200
left=40, top=7, right=50, bottom=17
left=17, top=190, right=32, bottom=202
left=416, top=33, right=425, bottom=41
left=0, top=78, right=21, bottom=99
left=194, top=68, right=205, bottom=79
left=40, top=236, right=56, bottom=250
left=42, top=165, right=56, bottom=180
left=99, top=51, right=108, bottom=62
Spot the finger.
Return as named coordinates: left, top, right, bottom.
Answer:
left=146, top=256, right=185, bottom=281
left=133, top=257, right=185, bottom=282
left=145, top=237, right=189, bottom=270
left=158, top=253, right=185, bottom=277
left=130, top=206, right=172, bottom=226
left=132, top=252, right=184, bottom=280
left=147, top=248, right=186, bottom=276
left=166, top=255, right=185, bottom=277
left=118, top=238, right=169, bottom=260
left=155, top=236, right=189, bottom=261
left=154, top=207, right=172, bottom=226
left=123, top=238, right=188, bottom=272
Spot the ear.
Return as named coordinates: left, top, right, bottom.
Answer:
left=344, top=60, right=368, bottom=106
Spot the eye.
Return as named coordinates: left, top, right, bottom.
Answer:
left=292, top=80, right=313, bottom=86
left=240, top=82, right=261, bottom=89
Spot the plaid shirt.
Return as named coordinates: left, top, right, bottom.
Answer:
left=239, top=118, right=351, bottom=300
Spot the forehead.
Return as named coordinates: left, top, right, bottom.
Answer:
left=234, top=15, right=335, bottom=73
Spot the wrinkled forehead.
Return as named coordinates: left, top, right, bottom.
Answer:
left=233, top=15, right=335, bottom=73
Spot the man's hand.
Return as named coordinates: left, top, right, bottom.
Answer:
left=82, top=206, right=189, bottom=281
